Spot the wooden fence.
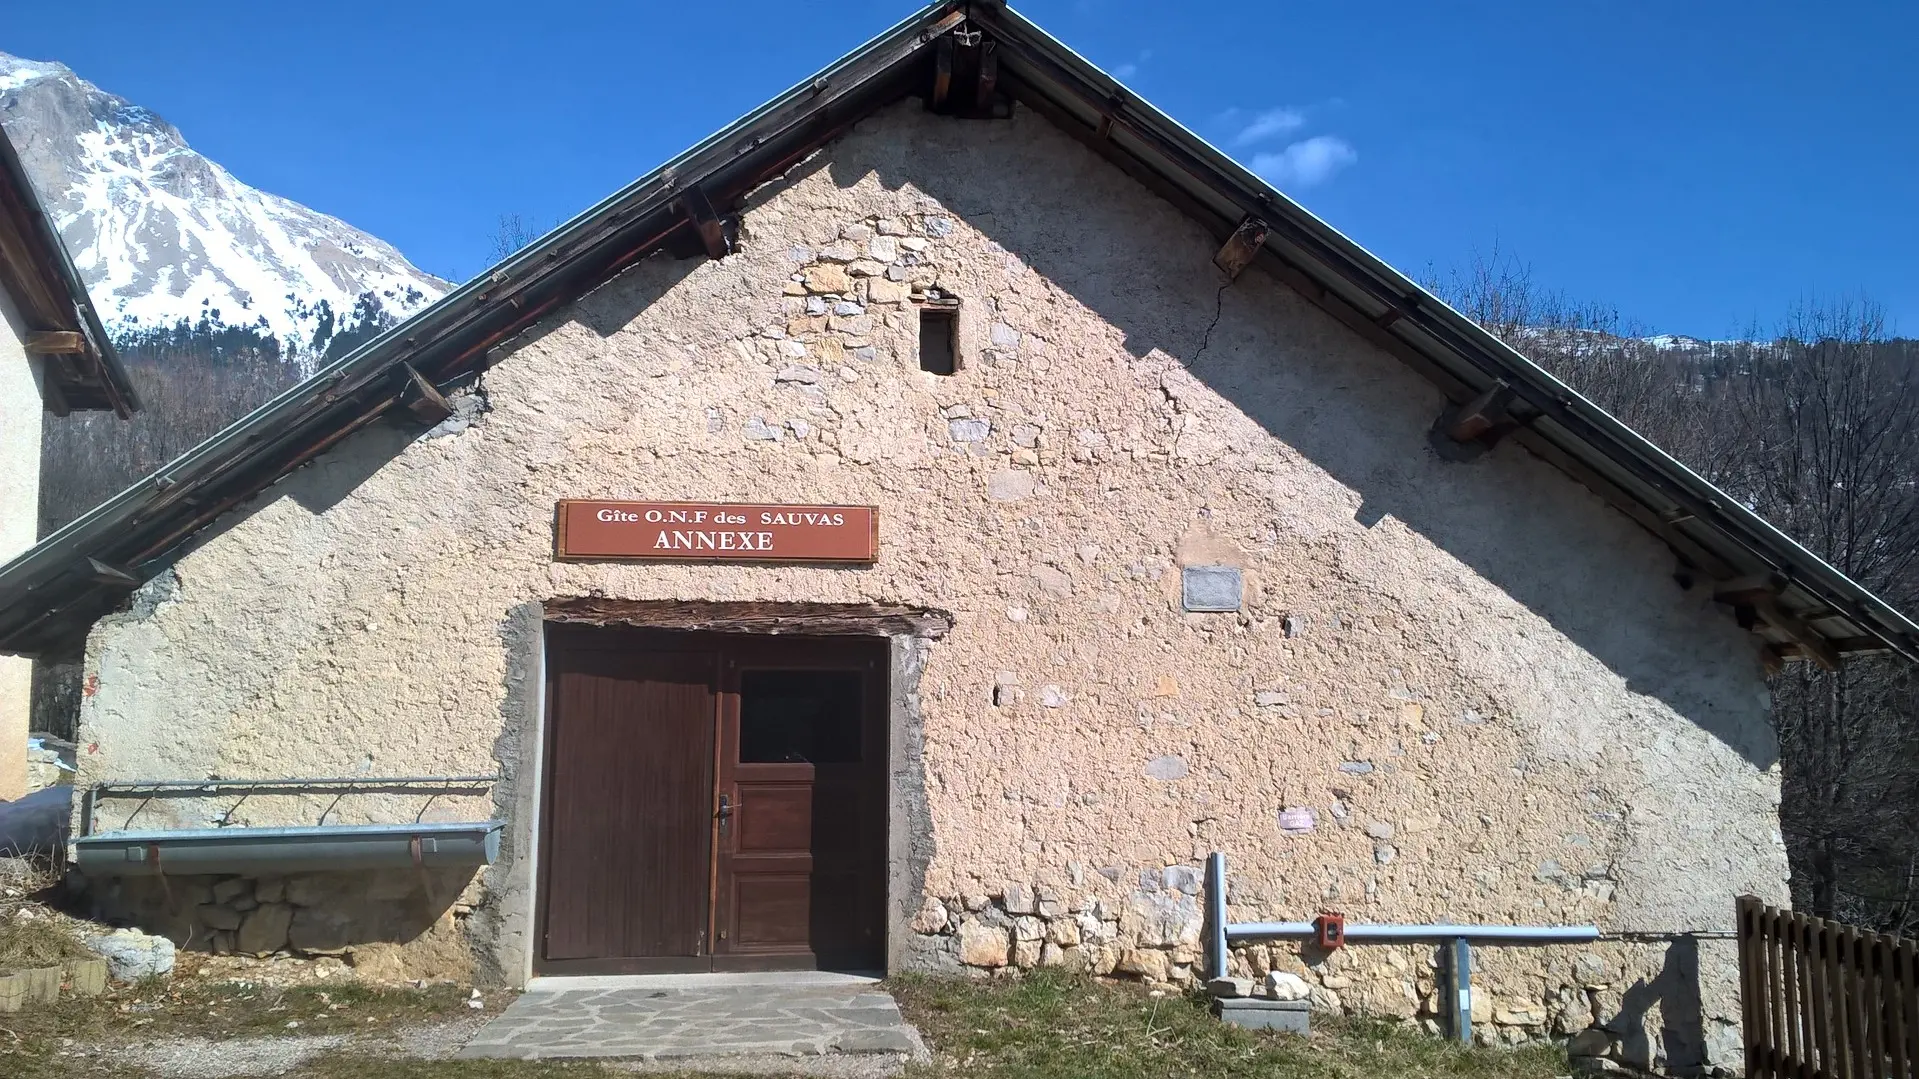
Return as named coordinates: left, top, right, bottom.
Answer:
left=1738, top=895, right=1919, bottom=1078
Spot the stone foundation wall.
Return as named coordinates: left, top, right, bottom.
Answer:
left=907, top=867, right=1742, bottom=1075
left=88, top=869, right=479, bottom=980
left=907, top=866, right=1205, bottom=981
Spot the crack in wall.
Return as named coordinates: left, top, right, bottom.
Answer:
left=1191, top=282, right=1229, bottom=367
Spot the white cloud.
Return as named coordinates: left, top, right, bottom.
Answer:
left=1251, top=136, right=1358, bottom=188
left=1233, top=106, right=1306, bottom=146
left=1111, top=49, right=1152, bottom=81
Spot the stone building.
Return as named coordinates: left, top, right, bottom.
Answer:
left=1, top=3, right=1914, bottom=1073
left=0, top=124, right=134, bottom=800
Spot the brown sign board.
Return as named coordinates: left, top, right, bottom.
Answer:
left=555, top=501, right=878, bottom=563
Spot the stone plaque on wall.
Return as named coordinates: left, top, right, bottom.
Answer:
left=555, top=501, right=878, bottom=563
left=1181, top=565, right=1242, bottom=612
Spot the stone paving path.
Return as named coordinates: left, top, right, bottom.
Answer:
left=457, top=980, right=926, bottom=1063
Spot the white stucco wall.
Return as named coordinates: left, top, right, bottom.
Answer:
left=75, top=102, right=1785, bottom=1069
left=0, top=285, right=43, bottom=801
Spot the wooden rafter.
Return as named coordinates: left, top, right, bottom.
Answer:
left=26, top=330, right=86, bottom=354
left=974, top=41, right=998, bottom=113
left=680, top=186, right=729, bottom=261
left=931, top=33, right=954, bottom=111
left=1714, top=573, right=1787, bottom=605
left=1213, top=217, right=1270, bottom=280
left=1441, top=382, right=1518, bottom=444
left=400, top=363, right=452, bottom=425
left=1750, top=596, right=1841, bottom=671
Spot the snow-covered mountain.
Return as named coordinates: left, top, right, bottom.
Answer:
left=0, top=51, right=447, bottom=353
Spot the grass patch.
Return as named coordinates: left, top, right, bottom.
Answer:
left=0, top=977, right=495, bottom=1079
left=5, top=968, right=1571, bottom=1079
left=891, top=972, right=1568, bottom=1079
left=0, top=914, right=92, bottom=970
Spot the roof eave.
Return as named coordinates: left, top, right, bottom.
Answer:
left=0, top=125, right=135, bottom=416
left=974, top=3, right=1918, bottom=665
left=0, top=0, right=1911, bottom=666
left=0, top=0, right=964, bottom=653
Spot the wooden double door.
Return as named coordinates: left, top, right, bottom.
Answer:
left=537, top=627, right=888, bottom=974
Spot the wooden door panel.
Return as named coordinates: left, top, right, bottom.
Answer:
left=735, top=782, right=813, bottom=852
left=730, top=873, right=812, bottom=950
left=539, top=632, right=716, bottom=966
left=540, top=629, right=886, bottom=974
left=716, top=641, right=887, bottom=969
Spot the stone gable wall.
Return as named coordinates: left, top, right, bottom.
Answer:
left=76, top=101, right=1784, bottom=1073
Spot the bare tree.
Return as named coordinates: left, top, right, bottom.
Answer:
left=1712, top=302, right=1919, bottom=931
left=1425, top=248, right=1720, bottom=468
left=489, top=213, right=547, bottom=265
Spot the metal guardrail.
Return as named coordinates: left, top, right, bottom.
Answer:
left=80, top=774, right=501, bottom=837
left=1206, top=852, right=1600, bottom=1043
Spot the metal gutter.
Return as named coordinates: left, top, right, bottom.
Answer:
left=73, top=820, right=503, bottom=878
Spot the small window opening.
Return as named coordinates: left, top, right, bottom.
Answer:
left=917, top=298, right=959, bottom=375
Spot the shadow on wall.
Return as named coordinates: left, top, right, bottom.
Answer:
left=88, top=867, right=478, bottom=973
left=790, top=107, right=1775, bottom=769
left=1607, top=936, right=1729, bottom=1075
left=138, top=105, right=1771, bottom=771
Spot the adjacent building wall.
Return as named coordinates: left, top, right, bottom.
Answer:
left=76, top=101, right=1786, bottom=1072
left=0, top=287, right=43, bottom=801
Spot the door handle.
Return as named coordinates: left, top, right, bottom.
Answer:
left=717, top=794, right=732, bottom=836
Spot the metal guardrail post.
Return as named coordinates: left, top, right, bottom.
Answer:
left=1451, top=936, right=1472, bottom=1045
left=1205, top=851, right=1227, bottom=981
left=1206, top=848, right=1598, bottom=1043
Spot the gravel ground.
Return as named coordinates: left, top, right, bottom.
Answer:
left=605, top=1052, right=914, bottom=1077
left=116, top=1027, right=915, bottom=1078
left=108, top=1017, right=494, bottom=1078
left=116, top=1034, right=353, bottom=1078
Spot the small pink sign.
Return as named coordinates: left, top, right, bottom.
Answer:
left=1278, top=807, right=1317, bottom=834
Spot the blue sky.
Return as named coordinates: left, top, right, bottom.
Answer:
left=8, top=0, right=1917, bottom=337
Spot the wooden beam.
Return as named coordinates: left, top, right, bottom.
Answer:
left=1212, top=217, right=1270, bottom=280
left=0, top=198, right=72, bottom=329
left=974, top=42, right=998, bottom=113
left=1760, top=644, right=1787, bottom=677
left=26, top=330, right=86, bottom=354
left=1714, top=573, right=1786, bottom=605
left=1441, top=381, right=1517, bottom=443
left=400, top=363, right=453, bottom=425
left=1829, top=636, right=1887, bottom=654
left=931, top=33, right=954, bottom=111
left=546, top=597, right=955, bottom=639
left=680, top=186, right=729, bottom=261
left=1750, top=596, right=1842, bottom=672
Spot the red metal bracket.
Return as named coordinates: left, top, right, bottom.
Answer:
left=1314, top=910, right=1346, bottom=950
